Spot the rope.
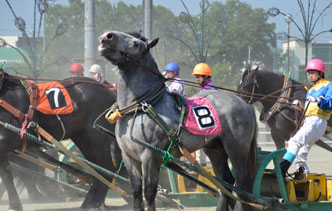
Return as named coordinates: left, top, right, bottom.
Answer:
left=167, top=77, right=308, bottom=104
left=4, top=73, right=308, bottom=107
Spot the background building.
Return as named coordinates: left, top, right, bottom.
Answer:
left=277, top=40, right=332, bottom=82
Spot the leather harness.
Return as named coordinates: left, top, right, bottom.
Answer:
left=0, top=71, right=38, bottom=153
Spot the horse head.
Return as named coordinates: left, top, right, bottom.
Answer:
left=98, top=30, right=159, bottom=68
left=237, top=65, right=260, bottom=104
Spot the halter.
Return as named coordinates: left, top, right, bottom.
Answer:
left=241, top=69, right=260, bottom=104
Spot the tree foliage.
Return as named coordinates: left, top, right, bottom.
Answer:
left=44, top=0, right=276, bottom=87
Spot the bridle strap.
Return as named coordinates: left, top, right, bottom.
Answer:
left=121, top=54, right=165, bottom=80
left=248, top=80, right=256, bottom=104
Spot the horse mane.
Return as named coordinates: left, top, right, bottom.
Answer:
left=124, top=31, right=162, bottom=78
left=125, top=31, right=148, bottom=42
left=0, top=72, right=25, bottom=93
left=257, top=69, right=305, bottom=86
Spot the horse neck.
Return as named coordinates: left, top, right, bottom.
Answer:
left=0, top=77, right=29, bottom=114
left=117, top=54, right=163, bottom=109
left=256, top=72, right=286, bottom=112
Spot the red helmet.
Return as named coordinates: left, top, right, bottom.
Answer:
left=70, top=63, right=84, bottom=73
left=305, top=59, right=326, bottom=73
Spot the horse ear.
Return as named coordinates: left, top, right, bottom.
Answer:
left=147, top=38, right=159, bottom=51
left=252, top=65, right=259, bottom=71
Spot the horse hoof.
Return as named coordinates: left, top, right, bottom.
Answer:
left=8, top=204, right=23, bottom=211
left=81, top=203, right=104, bottom=211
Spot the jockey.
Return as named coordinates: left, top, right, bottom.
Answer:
left=70, top=63, right=84, bottom=77
left=192, top=63, right=216, bottom=166
left=192, top=63, right=216, bottom=91
left=280, top=59, right=332, bottom=176
left=164, top=62, right=185, bottom=96
left=89, top=64, right=117, bottom=93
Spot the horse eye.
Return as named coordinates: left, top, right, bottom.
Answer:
left=133, top=41, right=139, bottom=47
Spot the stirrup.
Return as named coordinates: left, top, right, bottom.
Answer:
left=288, top=166, right=305, bottom=180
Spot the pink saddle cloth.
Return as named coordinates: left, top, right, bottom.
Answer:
left=184, top=96, right=222, bottom=136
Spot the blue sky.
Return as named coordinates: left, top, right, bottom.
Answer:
left=1, top=0, right=332, bottom=44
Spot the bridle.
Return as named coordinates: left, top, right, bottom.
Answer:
left=240, top=69, right=260, bottom=104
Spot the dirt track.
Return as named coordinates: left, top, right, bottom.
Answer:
left=1, top=141, right=332, bottom=211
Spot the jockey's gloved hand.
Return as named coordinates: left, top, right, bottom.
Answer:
left=307, top=96, right=321, bottom=103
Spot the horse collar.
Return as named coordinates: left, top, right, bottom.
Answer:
left=118, top=81, right=166, bottom=116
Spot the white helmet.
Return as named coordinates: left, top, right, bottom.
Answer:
left=89, top=64, right=102, bottom=74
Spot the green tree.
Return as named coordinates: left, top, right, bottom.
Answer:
left=3, top=0, right=67, bottom=78
left=166, top=0, right=276, bottom=88
left=43, top=0, right=276, bottom=89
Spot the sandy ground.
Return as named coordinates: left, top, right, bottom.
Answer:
left=1, top=140, right=332, bottom=211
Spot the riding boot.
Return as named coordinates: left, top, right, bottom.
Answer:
left=280, top=159, right=292, bottom=177
left=294, top=166, right=305, bottom=180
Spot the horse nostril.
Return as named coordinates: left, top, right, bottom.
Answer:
left=106, top=33, right=113, bottom=40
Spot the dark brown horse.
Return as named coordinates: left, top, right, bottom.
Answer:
left=0, top=71, right=121, bottom=211
left=237, top=67, right=332, bottom=152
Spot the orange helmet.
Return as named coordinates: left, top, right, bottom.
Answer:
left=192, top=63, right=212, bottom=76
left=70, top=63, right=84, bottom=73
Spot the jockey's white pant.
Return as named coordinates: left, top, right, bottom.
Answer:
left=287, top=115, right=327, bottom=173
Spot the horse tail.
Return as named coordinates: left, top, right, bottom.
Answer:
left=248, top=108, right=258, bottom=185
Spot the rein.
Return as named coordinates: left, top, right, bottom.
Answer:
left=265, top=72, right=293, bottom=121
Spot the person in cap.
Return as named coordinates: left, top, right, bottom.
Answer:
left=280, top=59, right=332, bottom=176
left=70, top=63, right=84, bottom=77
left=164, top=62, right=185, bottom=96
left=192, top=63, right=216, bottom=91
left=89, top=64, right=117, bottom=93
left=191, top=63, right=216, bottom=166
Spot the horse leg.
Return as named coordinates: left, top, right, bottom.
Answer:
left=9, top=154, right=45, bottom=203
left=229, top=153, right=255, bottom=211
left=142, top=156, right=161, bottom=211
left=205, top=146, right=234, bottom=211
left=0, top=155, right=22, bottom=211
left=71, top=132, right=114, bottom=209
left=271, top=131, right=286, bottom=160
left=122, top=154, right=144, bottom=211
left=271, top=131, right=285, bottom=150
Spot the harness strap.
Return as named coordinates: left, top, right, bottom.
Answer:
left=120, top=81, right=166, bottom=115
left=0, top=98, right=26, bottom=120
left=0, top=68, right=4, bottom=91
left=20, top=79, right=38, bottom=120
left=266, top=73, right=293, bottom=121
left=106, top=81, right=166, bottom=124
left=0, top=78, right=38, bottom=153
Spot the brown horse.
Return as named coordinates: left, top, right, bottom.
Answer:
left=0, top=71, right=122, bottom=210
left=237, top=67, right=332, bottom=152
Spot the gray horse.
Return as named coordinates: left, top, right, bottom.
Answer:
left=98, top=30, right=258, bottom=211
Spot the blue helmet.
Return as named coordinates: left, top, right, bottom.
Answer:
left=164, top=62, right=180, bottom=73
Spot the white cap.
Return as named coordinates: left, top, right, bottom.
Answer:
left=89, top=64, right=102, bottom=74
